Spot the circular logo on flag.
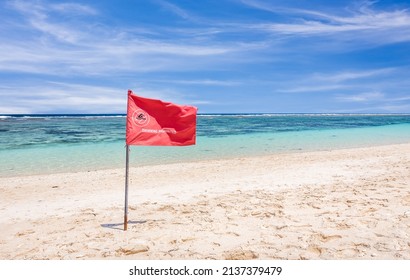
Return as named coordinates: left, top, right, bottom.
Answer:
left=132, top=109, right=150, bottom=127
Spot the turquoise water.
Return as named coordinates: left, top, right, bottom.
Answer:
left=1, top=114, right=410, bottom=177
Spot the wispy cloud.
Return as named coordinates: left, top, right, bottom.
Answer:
left=1, top=0, right=253, bottom=77
left=0, top=82, right=125, bottom=113
left=336, top=91, right=410, bottom=103
left=378, top=104, right=410, bottom=112
left=153, top=0, right=193, bottom=20
left=279, top=68, right=394, bottom=93
left=50, top=3, right=98, bottom=15
left=276, top=67, right=410, bottom=113
left=313, top=68, right=395, bottom=83
left=126, top=85, right=211, bottom=110
left=8, top=0, right=95, bottom=44
left=280, top=84, right=348, bottom=93
left=335, top=91, right=385, bottom=102
left=0, top=80, right=211, bottom=113
left=150, top=79, right=241, bottom=86
left=260, top=10, right=410, bottom=35
left=241, top=0, right=410, bottom=45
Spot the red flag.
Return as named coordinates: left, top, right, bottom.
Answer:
left=126, top=90, right=197, bottom=146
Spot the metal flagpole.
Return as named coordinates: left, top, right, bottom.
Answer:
left=124, top=144, right=130, bottom=231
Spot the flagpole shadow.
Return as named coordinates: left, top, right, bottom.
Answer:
left=101, top=220, right=147, bottom=231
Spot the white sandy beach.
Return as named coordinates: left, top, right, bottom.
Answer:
left=1, top=143, right=410, bottom=260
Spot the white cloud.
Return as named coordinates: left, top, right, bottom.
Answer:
left=0, top=106, right=28, bottom=114
left=131, top=86, right=209, bottom=106
left=50, top=3, right=98, bottom=15
left=379, top=104, right=410, bottom=112
left=1, top=0, right=253, bottom=77
left=153, top=79, right=241, bottom=86
left=241, top=0, right=410, bottom=44
left=8, top=0, right=93, bottom=44
left=280, top=84, right=347, bottom=93
left=153, top=0, right=192, bottom=20
left=336, top=91, right=385, bottom=102
left=0, top=80, right=211, bottom=114
left=394, top=96, right=410, bottom=102
left=313, top=68, right=395, bottom=83
left=278, top=68, right=394, bottom=94
left=0, top=82, right=125, bottom=113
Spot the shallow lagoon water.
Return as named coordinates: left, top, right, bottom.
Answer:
left=1, top=114, right=410, bottom=177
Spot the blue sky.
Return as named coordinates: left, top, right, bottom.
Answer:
left=1, top=0, right=410, bottom=113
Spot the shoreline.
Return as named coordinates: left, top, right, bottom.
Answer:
left=1, top=143, right=410, bottom=259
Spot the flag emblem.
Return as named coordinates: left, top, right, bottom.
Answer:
left=132, top=109, right=150, bottom=127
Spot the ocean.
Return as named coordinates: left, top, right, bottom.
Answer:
left=1, top=114, right=410, bottom=177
